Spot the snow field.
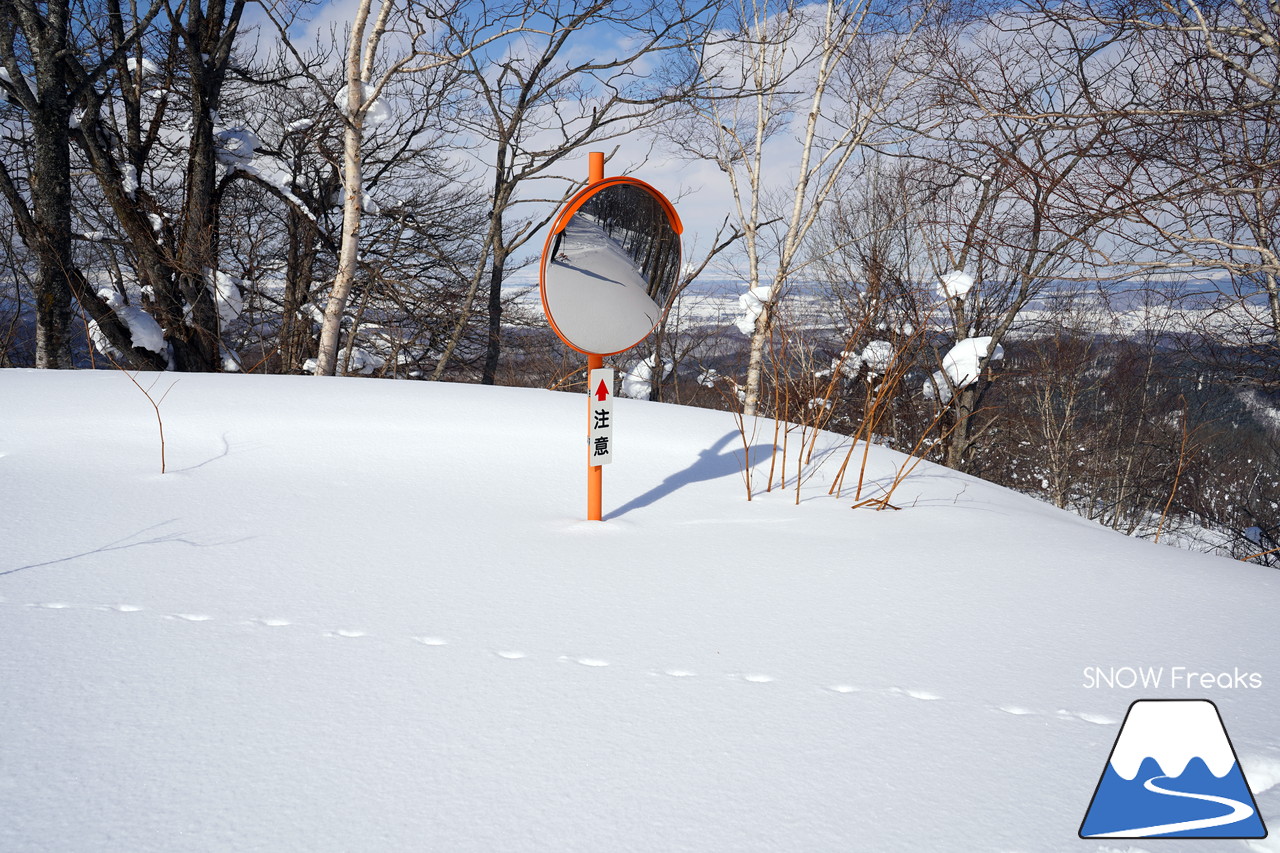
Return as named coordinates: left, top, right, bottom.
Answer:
left=1, top=369, right=1277, bottom=851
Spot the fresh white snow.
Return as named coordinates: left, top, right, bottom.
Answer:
left=939, top=269, right=976, bottom=301
left=205, top=268, right=244, bottom=325
left=1, top=369, right=1277, bottom=852
left=734, top=286, right=771, bottom=335
left=91, top=288, right=167, bottom=357
left=213, top=126, right=260, bottom=169
left=125, top=57, right=161, bottom=79
left=925, top=335, right=1005, bottom=403
left=120, top=162, right=139, bottom=199
left=858, top=339, right=895, bottom=375
left=335, top=81, right=392, bottom=125
left=620, top=354, right=671, bottom=398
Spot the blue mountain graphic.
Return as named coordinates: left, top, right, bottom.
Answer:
left=1081, top=756, right=1267, bottom=838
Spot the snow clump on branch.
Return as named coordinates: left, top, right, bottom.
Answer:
left=815, top=340, right=896, bottom=382
left=335, top=81, right=393, bottom=125
left=924, top=336, right=1003, bottom=404
left=126, top=57, right=161, bottom=80
left=734, top=286, right=771, bottom=335
left=90, top=288, right=168, bottom=360
left=939, top=270, right=975, bottom=301
left=214, top=126, right=260, bottom=169
left=204, top=269, right=244, bottom=325
left=621, top=355, right=673, bottom=398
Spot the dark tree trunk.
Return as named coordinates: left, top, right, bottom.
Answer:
left=2, top=0, right=165, bottom=369
left=281, top=209, right=320, bottom=372
left=169, top=0, right=243, bottom=372
left=480, top=159, right=513, bottom=386
left=481, top=246, right=508, bottom=385
left=29, top=113, right=75, bottom=369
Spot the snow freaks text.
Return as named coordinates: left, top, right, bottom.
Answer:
left=1083, top=667, right=1264, bottom=690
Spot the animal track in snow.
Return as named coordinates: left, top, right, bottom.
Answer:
left=1056, top=709, right=1116, bottom=725
left=2, top=594, right=1157, bottom=733
left=1239, top=753, right=1280, bottom=794
left=561, top=656, right=609, bottom=667
left=740, top=673, right=775, bottom=683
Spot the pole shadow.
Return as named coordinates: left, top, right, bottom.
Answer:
left=605, top=430, right=774, bottom=519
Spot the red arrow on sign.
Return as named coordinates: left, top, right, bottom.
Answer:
left=595, top=379, right=609, bottom=401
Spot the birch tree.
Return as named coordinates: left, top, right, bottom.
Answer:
left=673, top=0, right=937, bottom=416
left=308, top=0, right=532, bottom=377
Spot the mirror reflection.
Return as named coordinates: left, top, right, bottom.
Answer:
left=543, top=183, right=682, bottom=355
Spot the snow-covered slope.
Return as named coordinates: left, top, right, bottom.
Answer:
left=1, top=369, right=1277, bottom=852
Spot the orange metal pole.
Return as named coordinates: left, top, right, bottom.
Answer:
left=587, top=152, right=605, bottom=521
left=587, top=351, right=604, bottom=521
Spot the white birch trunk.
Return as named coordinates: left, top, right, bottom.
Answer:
left=314, top=0, right=389, bottom=376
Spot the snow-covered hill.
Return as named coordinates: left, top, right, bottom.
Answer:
left=2, top=369, right=1277, bottom=852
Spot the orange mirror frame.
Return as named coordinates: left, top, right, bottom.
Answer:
left=539, top=177, right=684, bottom=357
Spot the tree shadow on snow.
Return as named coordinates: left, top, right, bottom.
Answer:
left=0, top=520, right=250, bottom=577
left=606, top=430, right=774, bottom=519
left=170, top=432, right=234, bottom=473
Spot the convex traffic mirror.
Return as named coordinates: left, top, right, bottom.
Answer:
left=540, top=178, right=683, bottom=356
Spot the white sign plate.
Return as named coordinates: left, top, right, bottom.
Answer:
left=588, top=368, right=614, bottom=466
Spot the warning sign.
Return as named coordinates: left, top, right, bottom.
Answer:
left=588, top=367, right=613, bottom=466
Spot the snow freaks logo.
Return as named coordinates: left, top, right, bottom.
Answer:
left=1079, top=700, right=1268, bottom=839
left=1082, top=666, right=1263, bottom=690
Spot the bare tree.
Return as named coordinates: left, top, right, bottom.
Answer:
left=262, top=0, right=536, bottom=376
left=0, top=199, right=33, bottom=365
left=669, top=0, right=941, bottom=416
left=983, top=0, right=1280, bottom=387
left=806, top=159, right=933, bottom=450
left=1116, top=16, right=1279, bottom=385
left=896, top=3, right=1156, bottom=471
left=0, top=0, right=164, bottom=368
left=60, top=0, right=256, bottom=371
left=429, top=0, right=720, bottom=384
